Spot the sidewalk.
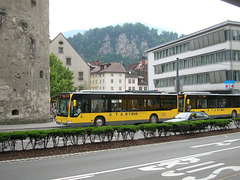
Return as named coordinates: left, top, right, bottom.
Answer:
left=0, top=121, right=62, bottom=132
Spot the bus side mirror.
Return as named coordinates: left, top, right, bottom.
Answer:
left=73, top=100, right=77, bottom=107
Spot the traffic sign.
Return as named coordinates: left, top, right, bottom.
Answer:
left=225, top=81, right=235, bottom=89
left=230, top=80, right=235, bottom=89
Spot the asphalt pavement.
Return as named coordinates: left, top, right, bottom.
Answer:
left=0, top=120, right=62, bottom=132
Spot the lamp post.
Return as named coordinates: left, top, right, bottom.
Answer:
left=176, top=58, right=179, bottom=94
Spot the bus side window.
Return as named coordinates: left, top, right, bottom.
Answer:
left=81, top=100, right=89, bottom=113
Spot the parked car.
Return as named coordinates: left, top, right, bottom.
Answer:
left=164, top=112, right=210, bottom=122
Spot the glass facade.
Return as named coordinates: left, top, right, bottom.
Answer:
left=154, top=50, right=240, bottom=75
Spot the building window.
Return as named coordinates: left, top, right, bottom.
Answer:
left=232, top=30, right=238, bottom=40
left=128, top=79, right=131, bottom=84
left=111, top=73, right=114, bottom=76
left=144, top=87, right=147, bottom=90
left=12, top=109, right=19, bottom=116
left=59, top=47, right=63, bottom=53
left=78, top=72, right=83, bottom=80
left=31, top=0, right=36, bottom=7
left=119, top=79, right=122, bottom=83
left=40, top=71, right=43, bottom=78
left=132, top=79, right=135, bottom=84
left=111, top=79, right=114, bottom=83
left=234, top=50, right=239, bottom=61
left=139, top=87, right=142, bottom=90
left=119, top=87, right=122, bottom=90
left=128, top=87, right=131, bottom=90
left=66, top=58, right=71, bottom=65
left=59, top=41, right=63, bottom=45
left=111, top=87, right=114, bottom=90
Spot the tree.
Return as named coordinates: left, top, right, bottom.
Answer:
left=67, top=22, right=179, bottom=63
left=50, top=53, right=77, bottom=97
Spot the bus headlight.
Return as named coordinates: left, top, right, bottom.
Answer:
left=66, top=121, right=72, bottom=124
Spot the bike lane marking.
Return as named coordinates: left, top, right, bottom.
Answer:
left=191, top=138, right=240, bottom=148
left=52, top=145, right=240, bottom=180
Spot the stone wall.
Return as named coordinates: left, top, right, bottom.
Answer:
left=0, top=0, right=50, bottom=124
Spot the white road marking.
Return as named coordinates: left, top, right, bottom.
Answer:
left=183, top=166, right=240, bottom=180
left=186, top=163, right=224, bottom=173
left=52, top=145, right=240, bottom=180
left=191, top=139, right=240, bottom=148
left=177, top=161, right=215, bottom=171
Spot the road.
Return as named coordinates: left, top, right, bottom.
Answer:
left=1, top=132, right=240, bottom=180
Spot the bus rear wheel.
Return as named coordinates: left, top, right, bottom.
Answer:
left=150, top=114, right=158, bottom=123
left=94, top=117, right=105, bottom=126
left=232, top=110, right=237, bottom=118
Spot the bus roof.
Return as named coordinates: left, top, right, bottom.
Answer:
left=182, top=92, right=240, bottom=96
left=69, top=90, right=175, bottom=96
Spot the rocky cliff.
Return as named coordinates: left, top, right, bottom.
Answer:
left=67, top=23, right=179, bottom=64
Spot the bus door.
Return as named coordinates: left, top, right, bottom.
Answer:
left=178, top=94, right=185, bottom=112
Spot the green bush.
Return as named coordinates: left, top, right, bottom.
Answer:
left=76, top=127, right=89, bottom=144
left=90, top=126, right=114, bottom=143
left=26, top=130, right=48, bottom=149
left=214, top=119, right=232, bottom=130
left=60, top=129, right=76, bottom=146
left=0, top=132, right=10, bottom=152
left=0, top=118, right=235, bottom=152
left=156, top=123, right=172, bottom=136
left=191, top=120, right=208, bottom=132
left=8, top=131, right=28, bottom=151
left=117, top=125, right=139, bottom=140
left=47, top=129, right=62, bottom=147
left=232, top=118, right=240, bottom=128
left=139, top=124, right=157, bottom=138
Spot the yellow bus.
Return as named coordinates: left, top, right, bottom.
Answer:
left=178, top=92, right=240, bottom=118
left=55, top=91, right=178, bottom=126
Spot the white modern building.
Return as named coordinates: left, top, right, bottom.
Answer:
left=147, top=21, right=240, bottom=93
left=50, top=33, right=90, bottom=90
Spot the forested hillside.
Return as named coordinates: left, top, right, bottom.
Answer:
left=67, top=23, right=181, bottom=65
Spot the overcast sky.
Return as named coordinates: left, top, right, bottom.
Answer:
left=49, top=0, right=240, bottom=39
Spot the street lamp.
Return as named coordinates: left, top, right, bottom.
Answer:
left=176, top=58, right=179, bottom=94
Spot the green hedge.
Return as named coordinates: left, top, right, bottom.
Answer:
left=0, top=119, right=235, bottom=152
left=232, top=118, right=240, bottom=128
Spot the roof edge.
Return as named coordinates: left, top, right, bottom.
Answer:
left=146, top=20, right=240, bottom=53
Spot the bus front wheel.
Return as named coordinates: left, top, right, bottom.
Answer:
left=232, top=110, right=237, bottom=118
left=94, top=117, right=105, bottom=126
left=150, top=114, right=158, bottom=123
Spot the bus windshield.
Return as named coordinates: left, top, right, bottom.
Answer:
left=57, top=96, right=70, bottom=117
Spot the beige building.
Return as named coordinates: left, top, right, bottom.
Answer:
left=90, top=61, right=126, bottom=91
left=50, top=33, right=90, bottom=90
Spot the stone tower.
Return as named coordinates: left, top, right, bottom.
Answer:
left=0, top=0, right=50, bottom=124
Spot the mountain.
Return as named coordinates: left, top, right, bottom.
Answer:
left=67, top=22, right=181, bottom=66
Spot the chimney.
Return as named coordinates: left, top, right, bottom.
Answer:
left=96, top=59, right=99, bottom=65
left=142, top=56, right=146, bottom=66
left=92, top=60, right=95, bottom=65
